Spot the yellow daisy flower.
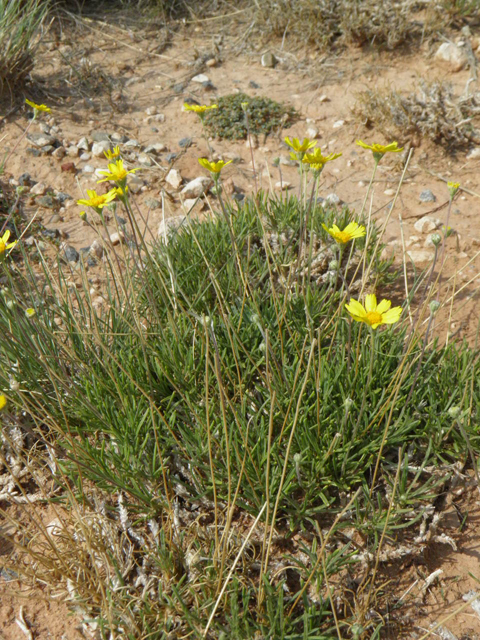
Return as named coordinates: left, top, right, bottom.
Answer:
left=345, top=294, right=402, bottom=329
left=302, top=148, right=342, bottom=172
left=0, top=230, right=17, bottom=254
left=356, top=140, right=403, bottom=163
left=25, top=99, right=51, bottom=113
left=284, top=137, right=317, bottom=153
left=104, top=146, right=121, bottom=160
left=198, top=158, right=233, bottom=174
left=77, top=188, right=117, bottom=210
left=0, top=395, right=6, bottom=410
left=184, top=103, right=218, bottom=114
left=97, top=159, right=139, bottom=186
left=447, top=181, right=460, bottom=198
left=322, top=221, right=366, bottom=244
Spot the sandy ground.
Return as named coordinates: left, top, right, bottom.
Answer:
left=2, top=11, right=480, bottom=638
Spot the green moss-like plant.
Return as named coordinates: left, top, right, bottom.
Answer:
left=203, top=92, right=297, bottom=140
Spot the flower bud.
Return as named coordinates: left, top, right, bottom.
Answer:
left=430, top=233, right=441, bottom=247
left=448, top=406, right=461, bottom=419
left=429, top=300, right=441, bottom=315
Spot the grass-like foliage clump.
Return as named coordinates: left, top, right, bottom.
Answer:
left=203, top=92, right=297, bottom=140
left=0, top=0, right=49, bottom=95
left=354, top=79, right=480, bottom=151
left=0, top=162, right=478, bottom=637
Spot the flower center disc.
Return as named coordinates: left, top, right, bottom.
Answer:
left=366, top=311, right=382, bottom=326
left=336, top=231, right=349, bottom=243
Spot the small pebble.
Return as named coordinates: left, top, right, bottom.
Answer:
left=191, top=73, right=209, bottom=83
left=419, top=189, right=436, bottom=203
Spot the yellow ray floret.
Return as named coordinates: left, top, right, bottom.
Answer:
left=77, top=188, right=117, bottom=210
left=322, top=221, right=366, bottom=244
left=345, top=294, right=402, bottom=329
left=284, top=137, right=317, bottom=153
left=302, top=148, right=342, bottom=171
left=184, top=103, right=218, bottom=113
left=25, top=99, right=51, bottom=113
left=104, top=146, right=121, bottom=160
left=97, top=159, right=139, bottom=184
left=0, top=230, right=17, bottom=254
left=356, top=140, right=403, bottom=156
left=198, top=158, right=233, bottom=173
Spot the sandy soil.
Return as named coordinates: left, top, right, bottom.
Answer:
left=2, top=11, right=480, bottom=638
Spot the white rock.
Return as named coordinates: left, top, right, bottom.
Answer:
left=325, top=193, right=341, bottom=205
left=333, top=120, right=345, bottom=128
left=318, top=94, right=329, bottom=102
left=138, top=153, right=152, bottom=166
left=92, top=295, right=106, bottom=308
left=306, top=127, right=320, bottom=139
left=80, top=152, right=91, bottom=161
left=46, top=518, right=63, bottom=537
left=245, top=136, right=258, bottom=149
left=467, top=147, right=480, bottom=159
left=144, top=143, right=167, bottom=154
left=92, top=141, right=111, bottom=157
left=52, top=146, right=66, bottom=159
left=158, top=215, right=188, bottom=241
left=275, top=181, right=291, bottom=191
left=90, top=239, right=103, bottom=258
left=181, top=176, right=212, bottom=198
left=435, top=42, right=468, bottom=72
left=145, top=106, right=158, bottom=115
left=407, top=249, right=433, bottom=264
left=380, top=245, right=395, bottom=260
left=413, top=216, right=437, bottom=234
left=183, top=198, right=205, bottom=213
left=109, top=231, right=125, bottom=246
left=206, top=58, right=217, bottom=67
left=128, top=176, right=144, bottom=194
left=144, top=113, right=165, bottom=123
left=83, top=165, right=95, bottom=173
left=384, top=188, right=395, bottom=196
left=67, top=146, right=80, bottom=157
left=192, top=73, right=209, bottom=83
left=77, top=137, right=90, bottom=151
left=166, top=169, right=183, bottom=189
left=30, top=182, right=47, bottom=196
left=124, top=139, right=140, bottom=148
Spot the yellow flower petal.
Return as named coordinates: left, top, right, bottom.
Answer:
left=376, top=299, right=391, bottom=315
left=365, top=294, right=377, bottom=313
left=345, top=299, right=367, bottom=319
left=381, top=307, right=402, bottom=324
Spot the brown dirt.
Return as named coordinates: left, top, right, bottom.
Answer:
left=2, top=10, right=480, bottom=638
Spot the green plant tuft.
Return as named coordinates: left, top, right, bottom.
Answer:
left=203, top=92, right=297, bottom=140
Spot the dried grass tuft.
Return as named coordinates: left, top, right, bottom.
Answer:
left=353, top=80, right=480, bottom=151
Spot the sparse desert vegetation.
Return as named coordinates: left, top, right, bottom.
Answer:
left=1, top=1, right=480, bottom=639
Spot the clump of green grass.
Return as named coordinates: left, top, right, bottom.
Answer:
left=203, top=92, right=297, bottom=140
left=0, top=136, right=477, bottom=637
left=354, top=80, right=480, bottom=150
left=0, top=0, right=49, bottom=96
